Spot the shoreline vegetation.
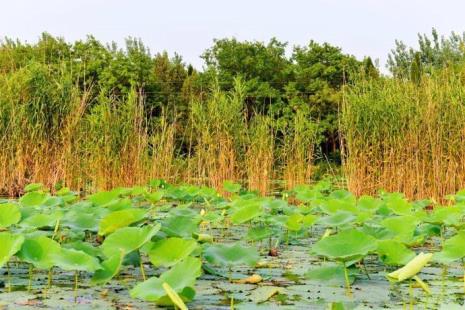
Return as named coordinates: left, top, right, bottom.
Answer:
left=2, top=29, right=465, bottom=200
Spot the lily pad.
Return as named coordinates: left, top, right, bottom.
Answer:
left=148, top=237, right=198, bottom=267
left=91, top=251, right=124, bottom=285
left=376, top=239, right=415, bottom=266
left=311, top=229, right=377, bottom=262
left=52, top=248, right=101, bottom=272
left=98, top=208, right=146, bottom=236
left=130, top=256, right=202, bottom=302
left=0, top=203, right=21, bottom=228
left=17, top=236, right=61, bottom=269
left=433, top=230, right=465, bottom=264
left=204, top=243, right=259, bottom=267
left=101, top=224, right=160, bottom=257
left=0, top=232, right=25, bottom=268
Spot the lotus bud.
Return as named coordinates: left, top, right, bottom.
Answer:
left=387, top=252, right=433, bottom=281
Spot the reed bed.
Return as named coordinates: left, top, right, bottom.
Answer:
left=342, top=67, right=465, bottom=200
left=0, top=69, right=319, bottom=196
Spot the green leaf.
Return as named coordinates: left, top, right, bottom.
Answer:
left=52, top=248, right=101, bottom=272
left=130, top=256, right=201, bottom=302
left=19, top=192, right=48, bottom=207
left=19, top=211, right=62, bottom=229
left=381, top=215, right=420, bottom=244
left=433, top=230, right=465, bottom=264
left=376, top=239, right=416, bottom=266
left=101, top=224, right=160, bottom=258
left=317, top=211, right=356, bottom=227
left=91, top=251, right=124, bottom=285
left=305, top=264, right=357, bottom=285
left=311, top=229, right=377, bottom=262
left=98, top=208, right=146, bottom=236
left=286, top=213, right=304, bottom=231
left=162, top=216, right=199, bottom=238
left=204, top=243, right=259, bottom=267
left=223, top=180, right=241, bottom=193
left=24, top=183, right=44, bottom=192
left=0, top=203, right=21, bottom=228
left=0, top=232, right=24, bottom=268
left=88, top=191, right=120, bottom=207
left=17, top=236, right=60, bottom=269
left=148, top=237, right=198, bottom=267
left=230, top=201, right=263, bottom=224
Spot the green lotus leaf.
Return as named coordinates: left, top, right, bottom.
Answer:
left=384, top=194, right=412, bottom=215
left=148, top=237, right=198, bottom=267
left=311, top=229, right=377, bottom=262
left=24, top=183, right=44, bottom=192
left=62, top=210, right=101, bottom=231
left=88, top=190, right=119, bottom=206
left=0, top=232, right=25, bottom=268
left=302, top=214, right=318, bottom=227
left=223, top=180, right=241, bottom=193
left=320, top=199, right=357, bottom=214
left=17, top=236, right=61, bottom=269
left=52, top=248, right=101, bottom=272
left=286, top=213, right=304, bottom=231
left=317, top=211, right=356, bottom=227
left=101, top=224, right=160, bottom=258
left=19, top=192, right=48, bottom=207
left=147, top=191, right=164, bottom=203
left=91, top=251, right=124, bottom=285
left=98, top=208, right=146, bottom=236
left=63, top=241, right=102, bottom=258
left=230, top=201, right=264, bottom=224
left=381, top=215, right=420, bottom=244
left=19, top=211, right=62, bottom=229
left=246, top=226, right=272, bottom=241
left=204, top=243, right=259, bottom=267
left=305, top=263, right=357, bottom=285
left=0, top=203, right=21, bottom=228
left=433, top=230, right=465, bottom=264
left=162, top=216, right=199, bottom=238
left=357, top=195, right=382, bottom=212
left=130, top=256, right=201, bottom=302
left=427, top=206, right=464, bottom=227
left=376, top=239, right=416, bottom=266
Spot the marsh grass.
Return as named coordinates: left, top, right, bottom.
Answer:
left=342, top=67, right=465, bottom=200
left=0, top=71, right=319, bottom=196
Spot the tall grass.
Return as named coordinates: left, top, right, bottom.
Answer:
left=342, top=67, right=465, bottom=200
left=187, top=80, right=246, bottom=190
left=0, top=70, right=320, bottom=196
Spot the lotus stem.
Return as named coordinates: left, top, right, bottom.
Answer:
left=48, top=268, right=53, bottom=288
left=140, top=262, right=146, bottom=281
left=6, top=262, right=11, bottom=293
left=343, top=262, right=352, bottom=297
left=28, top=265, right=33, bottom=292
left=74, top=271, right=79, bottom=303
left=409, top=280, right=413, bottom=308
left=51, top=219, right=60, bottom=240
left=230, top=295, right=234, bottom=310
left=463, top=260, right=465, bottom=294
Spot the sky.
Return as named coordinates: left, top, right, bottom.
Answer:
left=1, top=0, right=465, bottom=72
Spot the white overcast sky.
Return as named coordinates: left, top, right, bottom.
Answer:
left=1, top=0, right=464, bottom=72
